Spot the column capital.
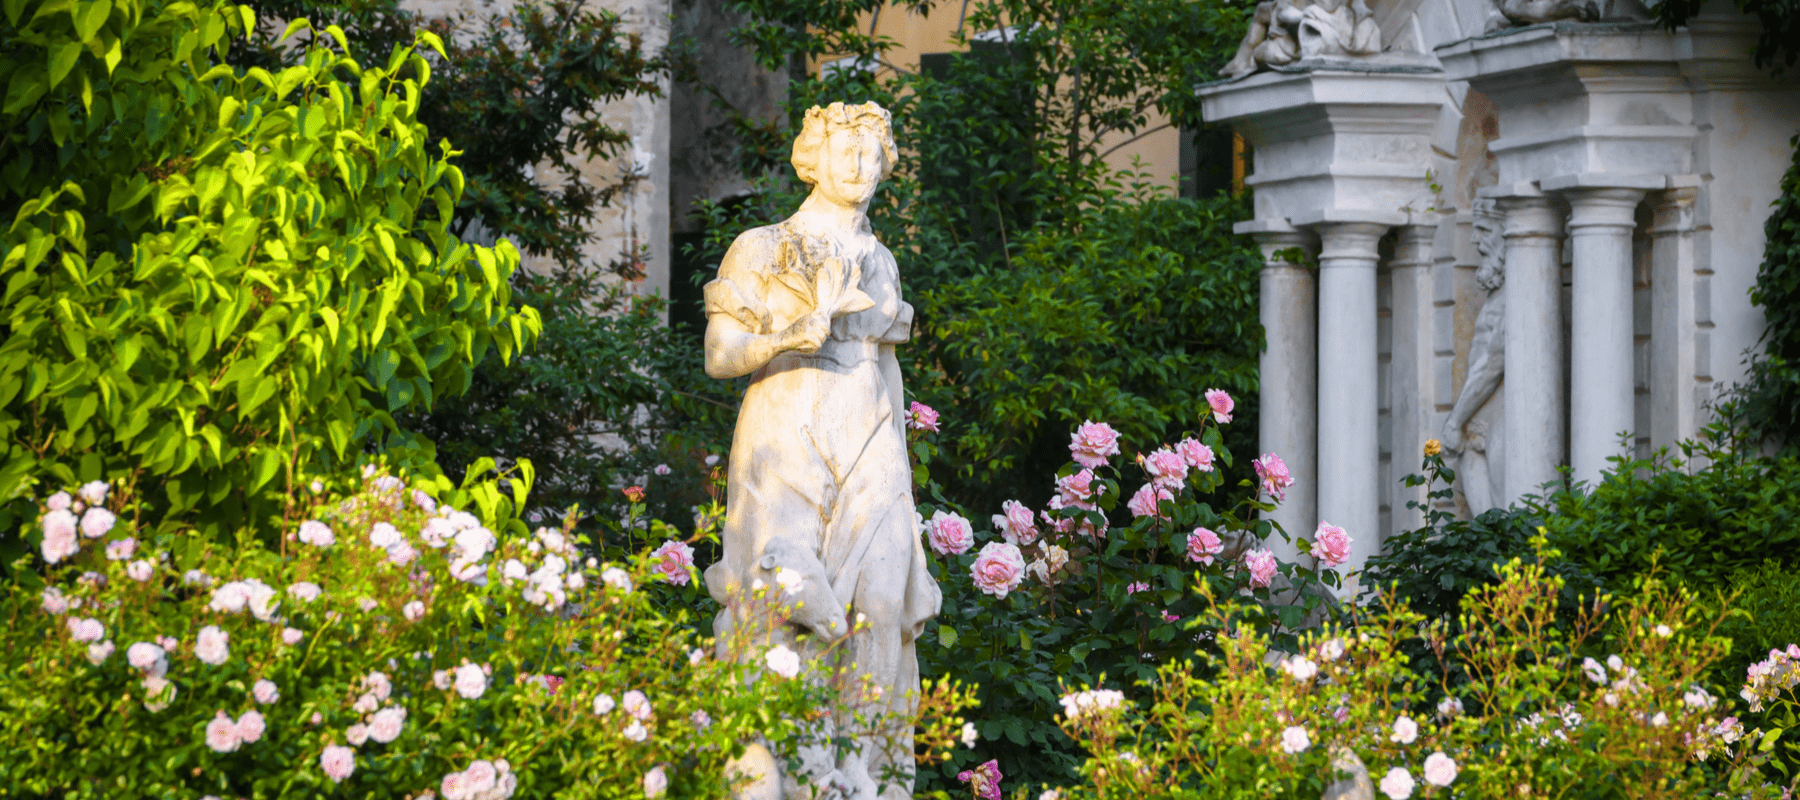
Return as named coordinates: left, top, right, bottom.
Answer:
left=1481, top=189, right=1563, bottom=240
left=1563, top=186, right=1648, bottom=232
left=1651, top=183, right=1700, bottom=234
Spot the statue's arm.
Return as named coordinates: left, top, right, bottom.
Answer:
left=703, top=241, right=827, bottom=380
left=880, top=344, right=905, bottom=431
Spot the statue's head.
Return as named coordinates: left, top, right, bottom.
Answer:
left=1472, top=198, right=1505, bottom=291
left=791, top=102, right=897, bottom=208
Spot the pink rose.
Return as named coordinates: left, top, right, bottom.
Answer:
left=1138, top=447, right=1188, bottom=490
left=1205, top=388, right=1234, bottom=424
left=1126, top=581, right=1149, bottom=594
left=320, top=745, right=356, bottom=782
left=82, top=509, right=117, bottom=539
left=1187, top=527, right=1224, bottom=565
left=205, top=711, right=243, bottom=753
left=1175, top=438, right=1214, bottom=472
left=297, top=520, right=335, bottom=547
left=907, top=401, right=940, bottom=433
left=1380, top=768, right=1415, bottom=800
left=926, top=510, right=975, bottom=555
left=253, top=679, right=280, bottom=704
left=40, top=587, right=69, bottom=615
left=1313, top=522, right=1353, bottom=568
left=1055, top=469, right=1102, bottom=509
left=45, top=491, right=71, bottom=511
left=649, top=540, right=695, bottom=585
left=969, top=542, right=1025, bottom=599
left=1422, top=752, right=1457, bottom=787
left=1254, top=453, right=1294, bottom=502
left=1127, top=483, right=1174, bottom=519
left=368, top=707, right=406, bottom=743
left=1243, top=547, right=1278, bottom=589
left=1068, top=420, right=1121, bottom=468
left=41, top=509, right=80, bottom=563
left=623, top=485, right=647, bottom=504
left=67, top=617, right=105, bottom=642
left=236, top=710, right=266, bottom=743
left=991, top=500, right=1038, bottom=546
left=956, top=759, right=1003, bottom=800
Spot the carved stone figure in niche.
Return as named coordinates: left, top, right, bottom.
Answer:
left=1221, top=0, right=1381, bottom=78
left=1441, top=200, right=1506, bottom=515
left=701, top=101, right=940, bottom=800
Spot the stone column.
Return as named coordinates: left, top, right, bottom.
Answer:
left=1649, top=182, right=1701, bottom=452
left=1558, top=184, right=1648, bottom=486
left=1492, top=187, right=1566, bottom=504
left=1246, top=222, right=1318, bottom=563
left=1386, top=222, right=1438, bottom=533
left=1309, top=219, right=1389, bottom=580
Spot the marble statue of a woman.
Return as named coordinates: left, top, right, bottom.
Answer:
left=701, top=101, right=941, bottom=800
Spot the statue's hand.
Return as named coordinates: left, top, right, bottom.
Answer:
left=1440, top=427, right=1464, bottom=454
left=779, top=312, right=830, bottom=354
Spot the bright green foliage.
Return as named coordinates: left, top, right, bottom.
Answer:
left=0, top=472, right=835, bottom=798
left=0, top=0, right=539, bottom=547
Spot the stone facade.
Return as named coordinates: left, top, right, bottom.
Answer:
left=1199, top=0, right=1799, bottom=587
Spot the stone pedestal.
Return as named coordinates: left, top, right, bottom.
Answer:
left=1488, top=186, right=1565, bottom=503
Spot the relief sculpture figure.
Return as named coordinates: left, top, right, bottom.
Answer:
left=1441, top=200, right=1507, bottom=516
left=1222, top=0, right=1381, bottom=78
left=701, top=101, right=941, bottom=800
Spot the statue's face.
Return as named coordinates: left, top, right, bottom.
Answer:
left=813, top=127, right=886, bottom=208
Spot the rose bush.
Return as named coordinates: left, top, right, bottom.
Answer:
left=0, top=468, right=972, bottom=797
left=1044, top=546, right=1796, bottom=800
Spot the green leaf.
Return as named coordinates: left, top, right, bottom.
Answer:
left=937, top=625, right=958, bottom=649
left=48, top=40, right=83, bottom=89
left=75, top=0, right=111, bottom=42
left=249, top=448, right=281, bottom=491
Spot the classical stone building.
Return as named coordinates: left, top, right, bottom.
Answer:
left=1197, top=0, right=1799, bottom=587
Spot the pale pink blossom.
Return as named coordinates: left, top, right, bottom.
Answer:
left=970, top=542, right=1026, bottom=599
left=41, top=587, right=69, bottom=615
left=46, top=491, right=72, bottom=511
left=1313, top=522, right=1353, bottom=568
left=82, top=509, right=117, bottom=539
left=404, top=601, right=426, bottom=621
left=346, top=723, right=370, bottom=746
left=765, top=645, right=801, bottom=679
left=1205, top=388, right=1234, bottom=424
left=648, top=540, right=694, bottom=586
left=254, top=679, right=280, bottom=704
left=623, top=689, right=654, bottom=721
left=652, top=464, right=671, bottom=475
left=1280, top=725, right=1311, bottom=754
left=363, top=671, right=393, bottom=702
left=237, top=710, right=266, bottom=743
left=1055, top=468, right=1102, bottom=508
left=957, top=759, right=1003, bottom=800
left=991, top=500, right=1039, bottom=546
left=1391, top=715, right=1419, bottom=744
left=126, top=642, right=166, bottom=674
left=454, top=664, right=488, bottom=699
left=78, top=480, right=109, bottom=506
left=369, top=522, right=402, bottom=549
left=413, top=488, right=437, bottom=512
left=1243, top=548, right=1278, bottom=589
left=623, top=720, right=649, bottom=742
left=282, top=627, right=304, bottom=645
left=369, top=707, right=406, bottom=743
left=41, top=509, right=80, bottom=563
left=1254, top=453, right=1294, bottom=502
left=67, top=617, right=104, bottom=642
left=209, top=581, right=250, bottom=613
left=907, top=401, right=940, bottom=433
left=86, top=640, right=114, bottom=665
left=1379, top=768, right=1415, bottom=800
left=1281, top=656, right=1318, bottom=681
left=245, top=580, right=279, bottom=621
left=1187, top=527, right=1224, bottom=565
left=1422, top=752, right=1458, bottom=787
left=206, top=711, right=243, bottom=752
left=104, top=536, right=135, bottom=560
left=1127, top=581, right=1149, bottom=594
left=1161, top=610, right=1180, bottom=623
left=1068, top=420, right=1122, bottom=468
left=126, top=559, right=155, bottom=581
left=644, top=765, right=669, bottom=798
left=298, top=520, right=336, bottom=547
left=925, top=510, right=975, bottom=555
left=142, top=675, right=176, bottom=711
left=387, top=541, right=418, bottom=567
left=1127, top=484, right=1173, bottom=519
left=1138, top=448, right=1188, bottom=490
left=593, top=693, right=616, bottom=715
left=1174, top=438, right=1215, bottom=472
left=1058, top=689, right=1125, bottom=720
left=195, top=625, right=229, bottom=665
left=320, top=745, right=356, bottom=782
